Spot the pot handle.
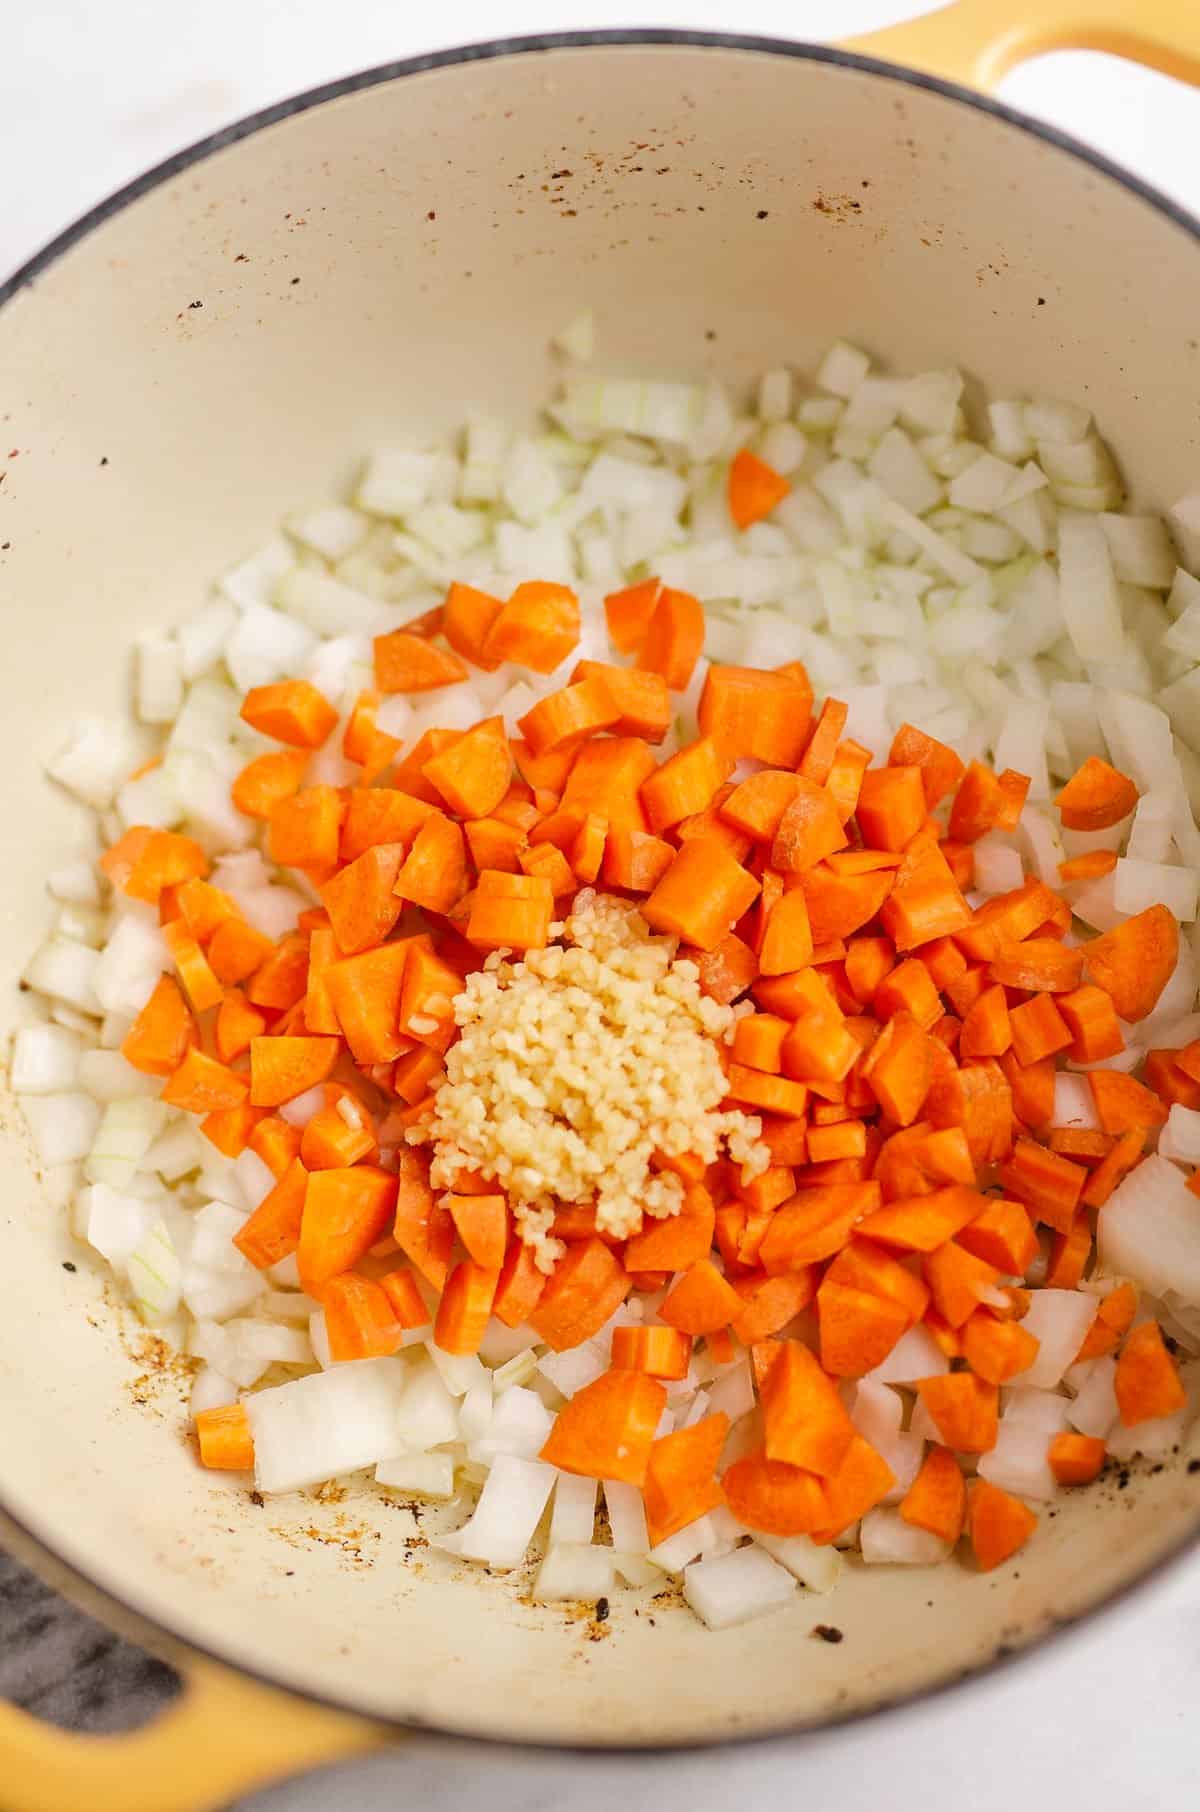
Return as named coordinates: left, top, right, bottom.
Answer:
left=0, top=1656, right=385, bottom=1812
left=840, top=0, right=1200, bottom=91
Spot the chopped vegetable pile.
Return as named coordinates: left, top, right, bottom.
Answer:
left=16, top=335, right=1200, bottom=1631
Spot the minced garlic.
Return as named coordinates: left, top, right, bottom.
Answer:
left=419, top=891, right=768, bottom=1266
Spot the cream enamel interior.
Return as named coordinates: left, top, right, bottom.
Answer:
left=1, top=39, right=1199, bottom=1746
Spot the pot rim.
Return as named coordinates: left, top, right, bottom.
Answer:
left=2, top=25, right=1198, bottom=1754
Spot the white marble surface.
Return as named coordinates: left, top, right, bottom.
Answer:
left=3, top=3, right=1200, bottom=1806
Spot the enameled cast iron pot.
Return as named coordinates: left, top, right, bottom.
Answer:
left=2, top=3, right=1200, bottom=1805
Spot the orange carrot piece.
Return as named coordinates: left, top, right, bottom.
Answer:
left=959, top=983, right=1012, bottom=1059
left=212, top=988, right=265, bottom=1066
left=373, top=630, right=469, bottom=693
left=322, top=1273, right=404, bottom=1361
left=231, top=1157, right=309, bottom=1269
left=873, top=1123, right=975, bottom=1202
left=967, top=1479, right=1037, bottom=1570
left=248, top=1034, right=339, bottom=1107
left=729, top=1269, right=816, bottom=1343
left=1088, top=1070, right=1168, bottom=1134
left=856, top=1184, right=987, bottom=1254
left=101, top=827, right=207, bottom=904
left=1008, top=993, right=1073, bottom=1066
left=899, top=1445, right=966, bottom=1543
left=378, top=1267, right=431, bottom=1330
left=446, top=1193, right=507, bottom=1271
left=658, top=1259, right=744, bottom=1336
left=728, top=447, right=790, bottom=530
left=298, top=1164, right=399, bottom=1292
left=881, top=843, right=972, bottom=951
left=1058, top=850, right=1118, bottom=884
left=874, top=956, right=942, bottom=1030
left=599, top=826, right=675, bottom=893
left=692, top=931, right=758, bottom=1005
left=1044, top=1215, right=1092, bottom=1291
left=1115, top=1319, right=1186, bottom=1425
left=489, top=1239, right=547, bottom=1328
left=797, top=698, right=850, bottom=787
left=1080, top=1127, right=1145, bottom=1209
left=633, top=585, right=705, bottom=693
left=324, top=938, right=418, bottom=1065
left=798, top=866, right=893, bottom=947
left=1048, top=1432, right=1106, bottom=1485
left=195, top=1403, right=254, bottom=1471
left=957, top=1197, right=1038, bottom=1274
left=200, top=1100, right=264, bottom=1158
left=241, top=680, right=338, bottom=749
left=160, top=1047, right=248, bottom=1114
left=1075, top=1281, right=1138, bottom=1361
left=1083, top=905, right=1179, bottom=1023
left=248, top=1116, right=302, bottom=1181
left=466, top=868, right=554, bottom=952
left=421, top=717, right=512, bottom=819
left=770, top=780, right=849, bottom=874
left=641, top=737, right=732, bottom=835
left=162, top=919, right=223, bottom=1014
left=1054, top=984, right=1123, bottom=1066
left=603, top=576, right=662, bottom=654
left=205, top=918, right=273, bottom=988
left=948, top=761, right=1006, bottom=843
left=443, top=580, right=505, bottom=669
left=816, top=1281, right=908, bottom=1377
left=529, top=1237, right=630, bottom=1350
left=699, top=663, right=813, bottom=768
left=623, top=1184, right=715, bottom=1273
left=433, top=1259, right=501, bottom=1355
left=860, top=1012, right=937, bottom=1126
left=642, top=836, right=760, bottom=952
left=611, top=1325, right=692, bottom=1380
left=811, top=1435, right=896, bottom=1542
left=856, top=765, right=927, bottom=853
left=482, top=580, right=581, bottom=674
left=300, top=1099, right=376, bottom=1171
left=643, top=1414, right=729, bottom=1546
left=393, top=813, right=468, bottom=916
left=569, top=661, right=672, bottom=742
left=719, top=770, right=804, bottom=844
left=722, top=1450, right=830, bottom=1537
left=340, top=789, right=433, bottom=864
left=540, top=1369, right=666, bottom=1486
left=267, top=786, right=345, bottom=874
left=989, top=938, right=1084, bottom=994
left=317, top=844, right=404, bottom=957
left=924, top=1240, right=1003, bottom=1328
left=759, top=1183, right=877, bottom=1271
left=392, top=1151, right=454, bottom=1290
left=960, top=1309, right=1039, bottom=1384
left=121, top=975, right=196, bottom=1076
left=1056, top=755, right=1139, bottom=831
left=917, top=1372, right=999, bottom=1453
left=826, top=739, right=873, bottom=824
left=889, top=724, right=965, bottom=809
left=397, top=943, right=464, bottom=1052
left=999, top=1138, right=1085, bottom=1232
left=231, top=749, right=311, bottom=821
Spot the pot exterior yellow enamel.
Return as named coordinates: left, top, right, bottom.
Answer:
left=1, top=8, right=1200, bottom=1808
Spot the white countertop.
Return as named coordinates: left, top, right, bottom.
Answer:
left=4, top=4, right=1200, bottom=1806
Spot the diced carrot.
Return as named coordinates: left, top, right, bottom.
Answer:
left=599, top=826, right=675, bottom=893
left=300, top=1094, right=377, bottom=1169
left=642, top=836, right=760, bottom=952
left=958, top=983, right=1011, bottom=1059
left=643, top=1414, right=730, bottom=1546
left=699, top=664, right=813, bottom=768
left=899, top=1445, right=966, bottom=1543
left=1083, top=905, right=1179, bottom=1023
left=797, top=865, right=893, bottom=946
left=233, top=1158, right=309, bottom=1268
left=1058, top=983, right=1124, bottom=1064
left=1075, top=1281, right=1139, bottom=1361
left=856, top=765, right=927, bottom=852
left=889, top=724, right=965, bottom=809
left=997, top=1050, right=1056, bottom=1132
left=162, top=919, right=223, bottom=1014
left=529, top=1237, right=630, bottom=1350
left=378, top=1267, right=432, bottom=1330
left=1144, top=1049, right=1200, bottom=1109
left=482, top=580, right=581, bottom=674
left=730, top=1269, right=817, bottom=1343
left=604, top=577, right=662, bottom=654
left=569, top=812, right=608, bottom=885
left=466, top=869, right=554, bottom=952
left=860, top=1012, right=937, bottom=1126
left=240, top=680, right=338, bottom=748
left=445, top=1193, right=507, bottom=1270
left=797, top=698, right=849, bottom=787
left=267, top=786, right=345, bottom=874
left=324, top=938, right=420, bottom=1065
left=1044, top=1215, right=1092, bottom=1290
left=204, top=918, right=273, bottom=988
left=759, top=1183, right=879, bottom=1271
left=723, top=1449, right=831, bottom=1537
left=874, top=956, right=941, bottom=1030
left=960, top=1308, right=1040, bottom=1384
left=623, top=1184, right=715, bottom=1273
left=520, top=839, right=577, bottom=897
left=957, top=1197, right=1038, bottom=1274
left=926, top=1059, right=1014, bottom=1170
left=658, top=1258, right=745, bottom=1335
left=248, top=1116, right=302, bottom=1181
left=1058, top=850, right=1118, bottom=884
left=322, top=1273, right=403, bottom=1361
left=641, top=738, right=732, bottom=835
left=212, top=988, right=265, bottom=1066
left=826, top=740, right=874, bottom=824
left=433, top=1259, right=500, bottom=1355
left=231, top=749, right=311, bottom=820
left=806, top=1121, right=867, bottom=1164
left=1048, top=1432, right=1106, bottom=1485
left=485, top=1238, right=545, bottom=1328
left=881, top=842, right=971, bottom=951
left=569, top=661, right=672, bottom=743
left=844, top=935, right=896, bottom=1006
left=690, top=931, right=758, bottom=1006
left=393, top=814, right=468, bottom=916
left=1080, top=1127, right=1145, bottom=1209
left=1046, top=1127, right=1114, bottom=1163
left=1006, top=994, right=1072, bottom=1067
left=1114, top=1319, right=1186, bottom=1425
left=160, top=1047, right=248, bottom=1114
left=1088, top=1069, right=1168, bottom=1134
left=443, top=580, right=505, bottom=669
left=719, top=770, right=803, bottom=844
left=121, top=974, right=196, bottom=1076
left=200, top=1100, right=263, bottom=1158
left=989, top=938, right=1084, bottom=994
left=392, top=1150, right=454, bottom=1290
left=1056, top=755, right=1139, bottom=831
left=948, top=761, right=1006, bottom=842
left=248, top=1034, right=339, bottom=1107
left=811, top=1435, right=896, bottom=1542
left=998, top=1138, right=1085, bottom=1233
left=195, top=1403, right=254, bottom=1471
left=611, top=1325, right=692, bottom=1380
left=816, top=1280, right=909, bottom=1377
left=916, top=1372, right=998, bottom=1453
left=297, top=1164, right=399, bottom=1292
left=770, top=780, right=849, bottom=874
left=374, top=630, right=469, bottom=693
left=422, top=717, right=512, bottom=820
left=728, top=447, right=790, bottom=530
left=924, top=1240, right=1003, bottom=1328
left=540, top=1368, right=666, bottom=1486
left=967, top=1479, right=1037, bottom=1570
left=873, top=1123, right=974, bottom=1202
left=342, top=690, right=403, bottom=784
left=856, top=1184, right=987, bottom=1254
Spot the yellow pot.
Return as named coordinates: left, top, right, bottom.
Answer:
left=2, top=3, right=1200, bottom=1806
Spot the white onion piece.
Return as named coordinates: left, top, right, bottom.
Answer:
left=446, top=1455, right=556, bottom=1570
left=864, top=1325, right=948, bottom=1386
left=395, top=1358, right=460, bottom=1449
left=11, top=1023, right=83, bottom=1095
left=1018, top=1291, right=1098, bottom=1389
left=23, top=1093, right=102, bottom=1167
left=860, top=1508, right=952, bottom=1565
left=1099, top=1155, right=1200, bottom=1305
left=473, top=1385, right=552, bottom=1460
left=191, top=1366, right=240, bottom=1419
left=533, top=1544, right=615, bottom=1604
left=245, top=1357, right=410, bottom=1493
left=683, top=1546, right=795, bottom=1630
left=603, top=1479, right=650, bottom=1556
left=549, top=1473, right=597, bottom=1547
left=1067, top=1356, right=1119, bottom=1439
left=753, top=1533, right=842, bottom=1592
left=376, top=1452, right=456, bottom=1499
